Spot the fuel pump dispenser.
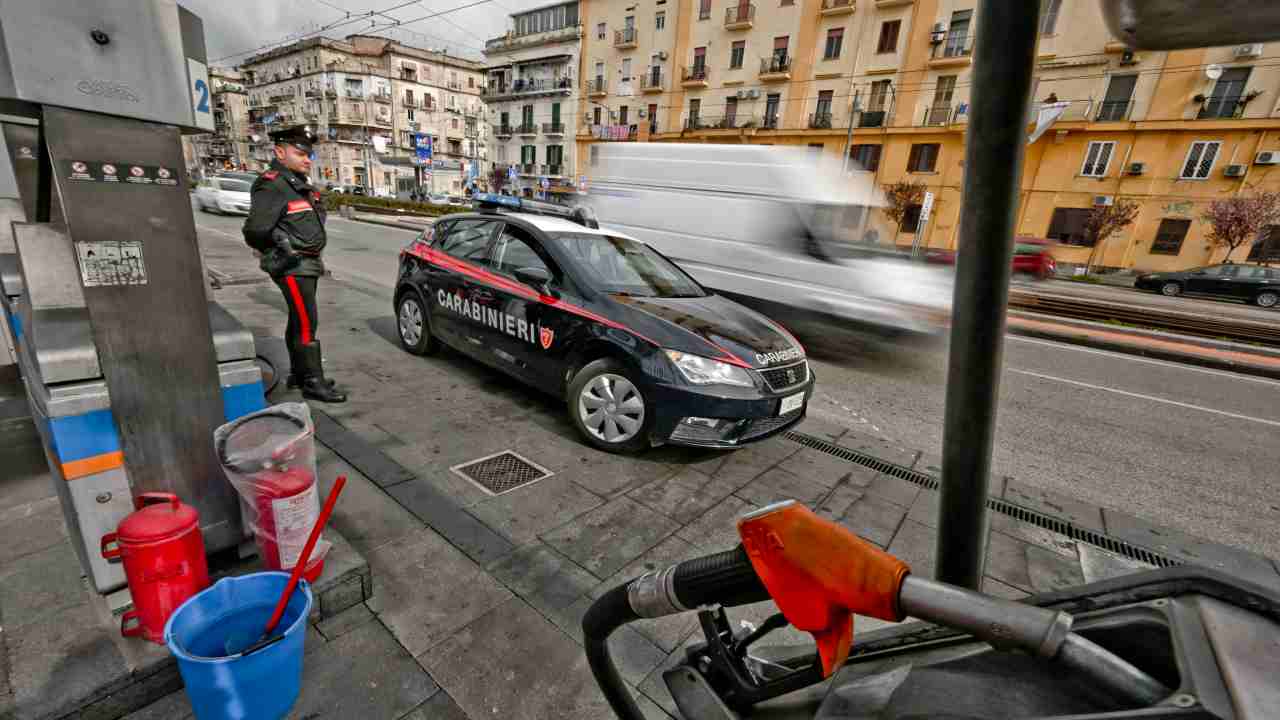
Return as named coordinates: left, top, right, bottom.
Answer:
left=0, top=2, right=267, bottom=593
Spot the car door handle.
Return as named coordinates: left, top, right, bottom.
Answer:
left=467, top=283, right=495, bottom=302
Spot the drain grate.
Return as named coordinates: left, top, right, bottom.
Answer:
left=451, top=451, right=553, bottom=495
left=784, top=430, right=1179, bottom=569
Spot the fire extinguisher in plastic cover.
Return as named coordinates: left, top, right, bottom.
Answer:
left=215, top=402, right=330, bottom=582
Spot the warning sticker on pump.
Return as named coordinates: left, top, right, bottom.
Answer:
left=779, top=392, right=805, bottom=416
left=64, top=161, right=180, bottom=187
left=75, top=241, right=148, bottom=287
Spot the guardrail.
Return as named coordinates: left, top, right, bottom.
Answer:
left=1008, top=288, right=1280, bottom=346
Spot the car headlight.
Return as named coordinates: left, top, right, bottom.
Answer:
left=664, top=350, right=755, bottom=388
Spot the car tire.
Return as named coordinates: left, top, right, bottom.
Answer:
left=1160, top=281, right=1183, bottom=297
left=395, top=290, right=440, bottom=356
left=567, top=358, right=652, bottom=454
left=1256, top=290, right=1279, bottom=309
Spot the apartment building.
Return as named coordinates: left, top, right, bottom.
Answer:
left=578, top=0, right=1280, bottom=271
left=182, top=68, right=252, bottom=174
left=241, top=35, right=488, bottom=196
left=484, top=1, right=582, bottom=199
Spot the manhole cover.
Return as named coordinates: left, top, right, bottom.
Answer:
left=451, top=451, right=552, bottom=495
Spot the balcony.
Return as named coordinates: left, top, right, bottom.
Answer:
left=325, top=88, right=338, bottom=97
left=821, top=0, right=855, bottom=15
left=373, top=92, right=392, bottom=104
left=374, top=114, right=393, bottom=126
left=465, top=127, right=479, bottom=139
left=587, top=78, right=608, bottom=98
left=304, top=89, right=322, bottom=98
left=518, top=123, right=539, bottom=137
left=759, top=56, right=792, bottom=82
left=809, top=112, right=834, bottom=129
left=520, top=163, right=538, bottom=175
left=345, top=88, right=365, bottom=99
left=485, top=25, right=581, bottom=54
left=400, top=70, right=418, bottom=83
left=447, top=126, right=464, bottom=140
left=1094, top=99, right=1133, bottom=122
left=484, top=77, right=574, bottom=101
left=403, top=97, right=420, bottom=108
left=762, top=115, right=779, bottom=130
left=614, top=28, right=638, bottom=49
left=930, top=32, right=974, bottom=67
left=448, top=81, right=462, bottom=91
left=269, top=92, right=295, bottom=103
left=1197, top=94, right=1250, bottom=120
left=641, top=70, right=665, bottom=93
left=725, top=4, right=755, bottom=29
left=857, top=109, right=887, bottom=127
left=681, top=66, right=710, bottom=89
left=543, top=122, right=566, bottom=136
left=924, top=104, right=954, bottom=126
left=544, top=164, right=564, bottom=176
left=494, top=125, right=514, bottom=138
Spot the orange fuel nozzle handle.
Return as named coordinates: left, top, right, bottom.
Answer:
left=737, top=500, right=911, bottom=677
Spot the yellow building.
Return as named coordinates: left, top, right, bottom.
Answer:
left=576, top=0, right=1280, bottom=271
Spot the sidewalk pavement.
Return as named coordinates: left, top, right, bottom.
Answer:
left=117, top=252, right=1278, bottom=719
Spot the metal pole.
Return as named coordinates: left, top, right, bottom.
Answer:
left=935, top=0, right=1041, bottom=589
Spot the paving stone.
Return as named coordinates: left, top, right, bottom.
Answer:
left=650, top=446, right=734, bottom=477
left=420, top=597, right=668, bottom=720
left=0, top=497, right=68, bottom=567
left=906, top=489, right=940, bottom=527
left=312, top=409, right=417, bottom=488
left=400, top=690, right=472, bottom=720
left=542, top=496, right=681, bottom=579
left=712, top=446, right=787, bottom=489
left=824, top=492, right=907, bottom=549
left=990, top=515, right=1078, bottom=558
left=468, top=476, right=603, bottom=545
left=386, top=476, right=516, bottom=565
left=0, top=539, right=85, bottom=631
left=627, top=468, right=740, bottom=525
left=833, top=429, right=919, bottom=469
left=676, top=494, right=760, bottom=552
left=7, top=601, right=126, bottom=720
left=983, top=530, right=1035, bottom=593
left=564, top=451, right=680, bottom=498
left=1004, top=479, right=1105, bottom=532
left=886, top=519, right=936, bottom=580
left=638, top=639, right=700, bottom=718
left=791, top=414, right=849, bottom=443
left=982, top=576, right=1030, bottom=600
left=488, top=541, right=599, bottom=615
left=0, top=440, right=57, bottom=515
left=120, top=691, right=193, bottom=720
left=1078, top=544, right=1157, bottom=584
left=1025, top=543, right=1086, bottom=593
left=736, top=466, right=830, bottom=508
left=1103, top=509, right=1280, bottom=591
left=316, top=602, right=377, bottom=641
left=366, top=528, right=513, bottom=657
left=313, top=460, right=422, bottom=554
left=288, top=619, right=438, bottom=719
left=863, top=473, right=922, bottom=508
left=784, top=448, right=864, bottom=490
left=586, top=535, right=708, bottom=652
left=382, top=443, right=495, bottom=508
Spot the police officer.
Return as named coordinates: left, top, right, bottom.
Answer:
left=243, top=125, right=347, bottom=403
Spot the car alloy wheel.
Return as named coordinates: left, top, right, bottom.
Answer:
left=578, top=373, right=645, bottom=444
left=396, top=292, right=439, bottom=355
left=1160, top=282, right=1182, bottom=297
left=399, top=298, right=422, bottom=346
left=1257, top=290, right=1279, bottom=308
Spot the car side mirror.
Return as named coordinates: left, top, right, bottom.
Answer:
left=513, top=266, right=554, bottom=295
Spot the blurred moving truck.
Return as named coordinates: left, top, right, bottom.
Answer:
left=584, top=144, right=953, bottom=336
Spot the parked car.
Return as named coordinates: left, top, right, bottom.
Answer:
left=426, top=193, right=451, bottom=206
left=373, top=187, right=395, bottom=199
left=924, top=237, right=1057, bottom=280
left=1134, top=264, right=1280, bottom=308
left=194, top=176, right=252, bottom=215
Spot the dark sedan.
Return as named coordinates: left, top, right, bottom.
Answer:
left=1134, top=264, right=1280, bottom=308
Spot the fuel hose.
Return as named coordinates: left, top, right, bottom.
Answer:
left=583, top=545, right=769, bottom=720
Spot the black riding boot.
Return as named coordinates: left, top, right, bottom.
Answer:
left=298, top=342, right=347, bottom=403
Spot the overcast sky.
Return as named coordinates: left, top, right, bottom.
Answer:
left=181, top=0, right=551, bottom=67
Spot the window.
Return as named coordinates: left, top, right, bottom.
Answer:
left=1080, top=141, right=1115, bottom=177
left=693, top=46, right=707, bottom=73
left=725, top=97, right=738, bottom=126
left=1181, top=141, right=1221, bottom=179
left=547, top=145, right=564, bottom=166
left=689, top=98, right=701, bottom=126
left=730, top=41, right=746, bottom=69
left=656, top=11, right=666, bottom=29
left=901, top=204, right=922, bottom=232
left=491, top=226, right=551, bottom=278
left=593, top=107, right=602, bottom=125
left=622, top=58, right=632, bottom=81
left=782, top=0, right=794, bottom=6
left=868, top=80, right=891, bottom=113
left=907, top=143, right=940, bottom=173
left=439, top=219, right=497, bottom=261
left=597, top=22, right=606, bottom=39
left=824, top=28, right=844, bottom=60
left=619, top=105, right=629, bottom=125
left=1200, top=67, right=1251, bottom=119
left=773, top=36, right=790, bottom=63
left=1248, top=226, right=1280, bottom=263
left=699, top=0, right=711, bottom=19
left=648, top=103, right=658, bottom=132
left=816, top=90, right=833, bottom=116
left=877, top=20, right=900, bottom=53
left=1046, top=207, right=1094, bottom=246
left=1039, top=0, right=1062, bottom=35
left=408, top=108, right=415, bottom=122
left=469, top=77, right=475, bottom=88
left=764, top=93, right=780, bottom=128
left=551, top=233, right=705, bottom=297
left=849, top=144, right=881, bottom=172
left=521, top=105, right=534, bottom=127
left=1097, top=74, right=1137, bottom=121
left=1150, top=219, right=1191, bottom=256
left=945, top=9, right=972, bottom=56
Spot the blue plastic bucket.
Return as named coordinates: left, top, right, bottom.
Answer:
left=164, top=572, right=312, bottom=720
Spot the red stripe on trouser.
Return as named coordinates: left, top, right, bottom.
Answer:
left=285, top=276, right=312, bottom=344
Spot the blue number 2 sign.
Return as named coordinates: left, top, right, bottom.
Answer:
left=194, top=79, right=210, bottom=113
left=187, top=59, right=215, bottom=131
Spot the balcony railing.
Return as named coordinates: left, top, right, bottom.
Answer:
left=1095, top=99, right=1133, bottom=121
left=924, top=104, right=953, bottom=126
left=809, top=111, right=833, bottom=129
left=587, top=78, right=608, bottom=96
left=345, top=88, right=365, bottom=99
left=304, top=89, right=322, bottom=98
left=521, top=163, right=537, bottom=175
left=373, top=92, right=392, bottom=104
left=821, top=0, right=855, bottom=12
left=725, top=4, right=755, bottom=29
left=448, top=81, right=462, bottom=90
left=760, top=56, right=791, bottom=79
left=518, top=123, right=539, bottom=136
left=269, top=92, right=295, bottom=103
left=325, top=88, right=338, bottom=97
left=762, top=114, right=779, bottom=129
left=543, top=122, right=565, bottom=135
left=494, top=125, right=514, bottom=137
left=686, top=115, right=743, bottom=130
left=682, top=65, right=710, bottom=86
left=488, top=77, right=574, bottom=100
left=1198, top=94, right=1247, bottom=119
left=544, top=164, right=564, bottom=176
left=403, top=97, right=420, bottom=108
left=858, top=110, right=887, bottom=127
left=934, top=32, right=974, bottom=59
left=615, top=28, right=638, bottom=48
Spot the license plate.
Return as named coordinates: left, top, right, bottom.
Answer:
left=779, top=392, right=805, bottom=416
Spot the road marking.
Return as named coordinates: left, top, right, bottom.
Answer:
left=1008, top=368, right=1280, bottom=428
left=1007, top=334, right=1280, bottom=387
left=327, top=216, right=419, bottom=234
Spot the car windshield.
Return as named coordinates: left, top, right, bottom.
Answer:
left=550, top=233, right=707, bottom=298
left=217, top=179, right=251, bottom=192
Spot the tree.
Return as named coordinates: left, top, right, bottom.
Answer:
left=1201, top=191, right=1280, bottom=263
left=1083, top=198, right=1140, bottom=275
left=882, top=180, right=926, bottom=247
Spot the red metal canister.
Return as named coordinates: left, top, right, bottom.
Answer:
left=253, top=466, right=325, bottom=583
left=101, top=493, right=210, bottom=644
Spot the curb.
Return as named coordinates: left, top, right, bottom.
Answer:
left=348, top=214, right=433, bottom=232
left=1007, top=320, right=1280, bottom=380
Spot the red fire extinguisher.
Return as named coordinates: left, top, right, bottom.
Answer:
left=101, top=493, right=210, bottom=644
left=253, top=464, right=326, bottom=583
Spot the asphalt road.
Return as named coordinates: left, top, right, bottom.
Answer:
left=193, top=206, right=1280, bottom=559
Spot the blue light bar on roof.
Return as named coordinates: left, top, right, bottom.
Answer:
left=473, top=192, right=522, bottom=209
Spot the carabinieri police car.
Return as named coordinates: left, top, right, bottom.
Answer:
left=394, top=193, right=814, bottom=453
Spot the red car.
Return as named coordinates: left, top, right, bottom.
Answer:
left=923, top=237, right=1057, bottom=280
